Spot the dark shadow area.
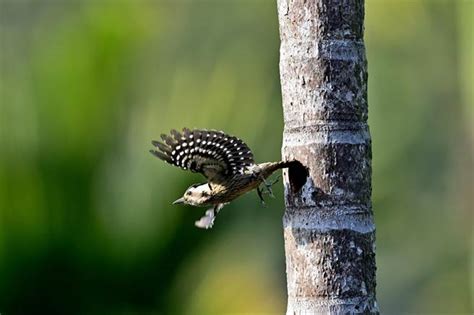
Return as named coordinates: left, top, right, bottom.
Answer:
left=288, top=161, right=308, bottom=193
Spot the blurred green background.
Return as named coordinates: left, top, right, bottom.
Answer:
left=0, top=0, right=472, bottom=314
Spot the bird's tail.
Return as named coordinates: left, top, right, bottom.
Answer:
left=258, top=160, right=300, bottom=178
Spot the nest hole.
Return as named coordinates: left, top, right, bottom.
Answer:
left=288, top=160, right=309, bottom=193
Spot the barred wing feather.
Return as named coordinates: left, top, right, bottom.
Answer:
left=150, top=128, right=254, bottom=183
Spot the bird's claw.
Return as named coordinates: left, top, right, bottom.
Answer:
left=265, top=186, right=275, bottom=198
left=262, top=176, right=280, bottom=198
left=257, top=175, right=281, bottom=205
left=195, top=204, right=225, bottom=229
left=257, top=187, right=267, bottom=207
left=195, top=209, right=215, bottom=229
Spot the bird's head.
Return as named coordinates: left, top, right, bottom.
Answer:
left=173, top=183, right=211, bottom=206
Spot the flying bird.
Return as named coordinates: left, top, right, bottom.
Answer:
left=150, top=128, right=296, bottom=229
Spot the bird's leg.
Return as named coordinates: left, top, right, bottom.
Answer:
left=260, top=175, right=281, bottom=198
left=195, top=204, right=225, bottom=229
left=259, top=176, right=271, bottom=196
left=268, top=175, right=281, bottom=187
left=260, top=175, right=282, bottom=198
left=257, top=187, right=266, bottom=207
left=215, top=203, right=225, bottom=214
left=259, top=179, right=273, bottom=198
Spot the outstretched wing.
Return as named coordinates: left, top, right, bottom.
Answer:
left=150, top=128, right=254, bottom=183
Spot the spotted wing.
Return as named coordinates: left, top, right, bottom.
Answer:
left=150, top=128, right=254, bottom=183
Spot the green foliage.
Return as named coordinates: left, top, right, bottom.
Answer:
left=0, top=1, right=472, bottom=314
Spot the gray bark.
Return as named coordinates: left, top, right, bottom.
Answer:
left=277, top=0, right=378, bottom=314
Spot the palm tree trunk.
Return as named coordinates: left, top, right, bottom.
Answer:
left=277, top=0, right=378, bottom=313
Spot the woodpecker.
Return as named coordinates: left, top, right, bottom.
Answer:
left=150, top=128, right=296, bottom=229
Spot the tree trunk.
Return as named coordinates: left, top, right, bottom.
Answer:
left=277, top=0, right=378, bottom=314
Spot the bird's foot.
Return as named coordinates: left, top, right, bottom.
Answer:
left=195, top=208, right=215, bottom=229
left=194, top=204, right=224, bottom=229
left=257, top=187, right=266, bottom=207
left=262, top=175, right=280, bottom=198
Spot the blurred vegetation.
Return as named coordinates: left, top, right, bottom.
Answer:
left=0, top=0, right=472, bottom=314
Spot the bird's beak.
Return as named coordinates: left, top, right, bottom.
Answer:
left=172, top=197, right=185, bottom=205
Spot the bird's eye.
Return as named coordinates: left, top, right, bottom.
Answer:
left=186, top=191, right=192, bottom=196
